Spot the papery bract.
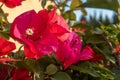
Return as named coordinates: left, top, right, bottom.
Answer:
left=10, top=8, right=69, bottom=59
left=0, top=65, right=32, bottom=80
left=0, top=0, right=22, bottom=8
left=12, top=68, right=32, bottom=80
left=0, top=38, right=16, bottom=63
left=113, top=45, right=120, bottom=53
left=89, top=54, right=104, bottom=62
left=48, top=7, right=69, bottom=41
left=56, top=32, right=94, bottom=69
left=0, top=65, right=11, bottom=80
left=0, top=38, right=16, bottom=56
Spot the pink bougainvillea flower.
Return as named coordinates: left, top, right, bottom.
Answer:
left=113, top=45, right=120, bottom=53
left=48, top=7, right=69, bottom=41
left=0, top=38, right=16, bottom=56
left=56, top=32, right=94, bottom=69
left=12, top=68, right=32, bottom=80
left=0, top=65, right=11, bottom=80
left=88, top=54, right=104, bottom=62
left=0, top=0, right=22, bottom=8
left=0, top=65, right=31, bottom=80
left=0, top=38, right=16, bottom=62
left=10, top=8, right=69, bottom=59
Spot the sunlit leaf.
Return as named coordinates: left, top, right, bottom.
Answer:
left=70, top=0, right=82, bottom=10
left=0, top=31, right=9, bottom=39
left=46, top=64, right=57, bottom=75
left=93, top=28, right=104, bottom=34
left=72, top=23, right=91, bottom=29
left=70, top=0, right=87, bottom=15
left=80, top=0, right=119, bottom=12
left=70, top=62, right=114, bottom=79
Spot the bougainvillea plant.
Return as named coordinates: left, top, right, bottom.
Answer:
left=0, top=0, right=120, bottom=80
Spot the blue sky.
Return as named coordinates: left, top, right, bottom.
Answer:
left=74, top=8, right=115, bottom=21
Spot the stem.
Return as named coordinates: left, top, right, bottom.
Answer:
left=101, top=34, right=114, bottom=51
left=0, top=3, right=9, bottom=24
left=0, top=3, right=4, bottom=8
left=17, top=45, right=24, bottom=55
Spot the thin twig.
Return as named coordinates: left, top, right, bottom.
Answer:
left=101, top=34, right=114, bottom=51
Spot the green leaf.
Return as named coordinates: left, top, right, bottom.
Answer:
left=70, top=62, right=99, bottom=77
left=47, top=5, right=54, bottom=11
left=41, top=0, right=46, bottom=8
left=14, top=61, right=28, bottom=69
left=37, top=56, right=55, bottom=70
left=93, top=28, right=104, bottom=34
left=50, top=77, right=57, bottom=80
left=80, top=0, right=119, bottom=12
left=63, top=11, right=76, bottom=20
left=70, top=0, right=82, bottom=10
left=97, top=45, right=115, bottom=63
left=36, top=73, right=44, bottom=80
left=112, top=70, right=120, bottom=80
left=52, top=72, right=72, bottom=80
left=0, top=31, right=9, bottom=39
left=46, top=64, right=57, bottom=75
left=84, top=32, right=105, bottom=44
left=70, top=62, right=114, bottom=79
left=70, top=0, right=87, bottom=15
left=25, top=59, right=41, bottom=74
left=117, top=32, right=120, bottom=43
left=14, top=59, right=41, bottom=74
left=72, top=23, right=91, bottom=29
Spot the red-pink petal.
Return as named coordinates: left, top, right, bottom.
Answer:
left=49, top=23, right=69, bottom=36
left=12, top=68, right=32, bottom=80
left=0, top=65, right=11, bottom=80
left=79, top=46, right=94, bottom=60
left=0, top=38, right=16, bottom=56
left=0, top=0, right=22, bottom=8
left=37, top=33, right=58, bottom=54
left=10, top=10, right=37, bottom=41
left=56, top=42, right=76, bottom=69
left=89, top=54, right=104, bottom=62
left=23, top=39, right=41, bottom=59
left=49, top=7, right=69, bottom=31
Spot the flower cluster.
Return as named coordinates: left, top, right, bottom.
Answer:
left=0, top=65, right=32, bottom=80
left=10, top=7, right=95, bottom=69
left=0, top=0, right=22, bottom=8
left=113, top=45, right=120, bottom=53
left=0, top=1, right=104, bottom=79
left=0, top=38, right=16, bottom=62
left=1, top=0, right=120, bottom=79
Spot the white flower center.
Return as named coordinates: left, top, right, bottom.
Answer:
left=26, top=28, right=34, bottom=35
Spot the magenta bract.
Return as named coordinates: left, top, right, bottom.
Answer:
left=10, top=8, right=69, bottom=59
left=56, top=32, right=94, bottom=69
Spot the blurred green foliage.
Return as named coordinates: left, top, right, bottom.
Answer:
left=1, top=0, right=120, bottom=80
